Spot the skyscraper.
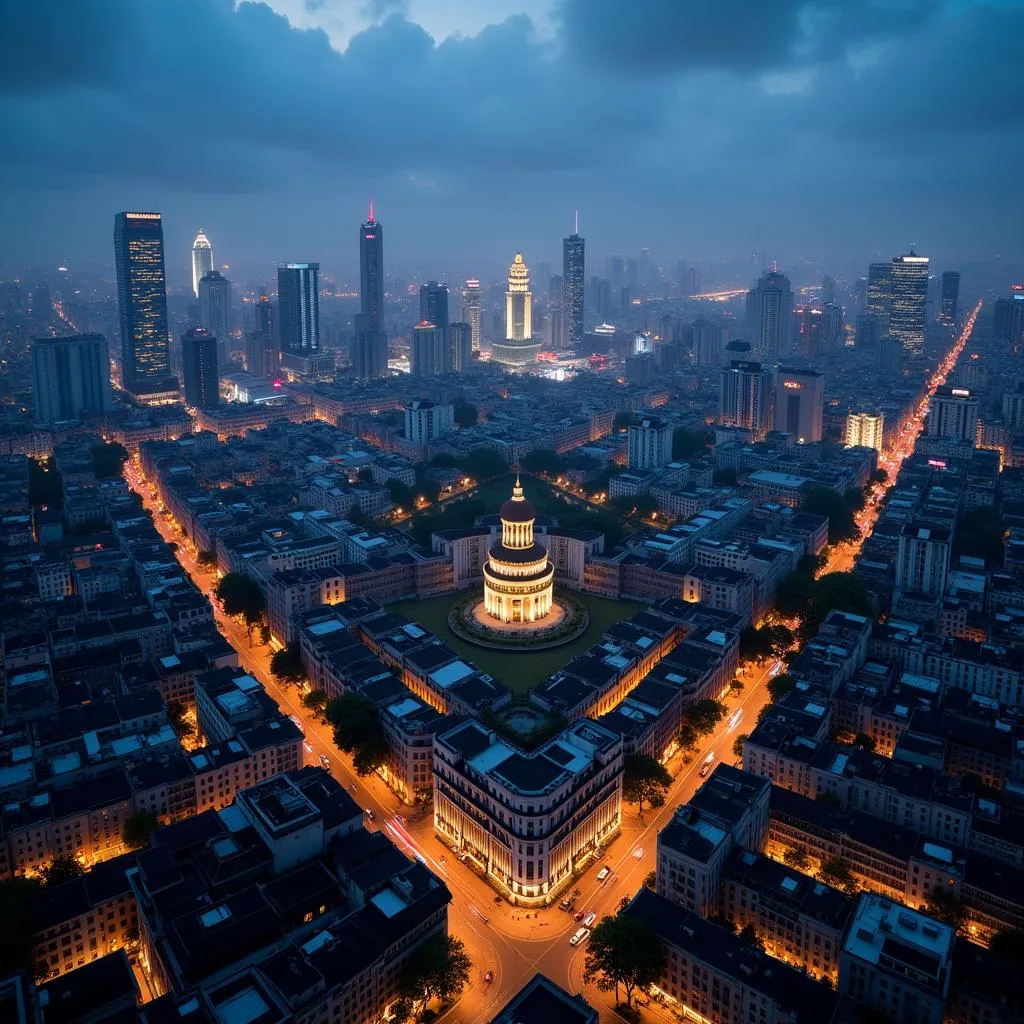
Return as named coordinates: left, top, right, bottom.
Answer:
left=491, top=252, right=542, bottom=366
left=31, top=333, right=111, bottom=425
left=191, top=230, right=213, bottom=298
left=774, top=368, right=824, bottom=443
left=410, top=321, right=449, bottom=377
left=845, top=411, right=884, bottom=452
left=181, top=327, right=220, bottom=410
left=627, top=416, right=673, bottom=470
left=940, top=271, right=960, bottom=326
left=888, top=252, right=929, bottom=357
left=276, top=263, right=319, bottom=355
left=198, top=269, right=232, bottom=365
left=926, top=385, right=978, bottom=442
left=690, top=318, right=723, bottom=365
left=866, top=263, right=891, bottom=318
left=246, top=295, right=277, bottom=378
left=449, top=321, right=473, bottom=372
left=563, top=222, right=585, bottom=351
left=745, top=270, right=793, bottom=356
left=351, top=314, right=388, bottom=379
left=419, top=281, right=449, bottom=329
left=114, top=211, right=174, bottom=399
left=461, top=280, right=481, bottom=352
left=360, top=201, right=384, bottom=334
left=720, top=360, right=773, bottom=438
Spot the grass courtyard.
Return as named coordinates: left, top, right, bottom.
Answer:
left=389, top=591, right=644, bottom=695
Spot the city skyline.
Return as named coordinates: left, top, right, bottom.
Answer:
left=1, top=2, right=1022, bottom=279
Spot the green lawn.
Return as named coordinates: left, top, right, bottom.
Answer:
left=389, top=591, right=644, bottom=695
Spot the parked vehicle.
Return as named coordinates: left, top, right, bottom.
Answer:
left=569, top=927, right=591, bottom=947
left=319, top=754, right=331, bottom=768
left=699, top=753, right=715, bottom=777
left=583, top=911, right=597, bottom=927
left=559, top=895, right=577, bottom=912
left=574, top=910, right=586, bottom=922
left=597, top=866, right=611, bottom=882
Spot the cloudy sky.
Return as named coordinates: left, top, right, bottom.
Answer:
left=1, top=0, right=1021, bottom=287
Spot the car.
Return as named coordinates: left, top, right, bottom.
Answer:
left=319, top=754, right=331, bottom=768
left=559, top=896, right=576, bottom=912
left=303, top=742, right=313, bottom=754
left=574, top=910, right=585, bottom=922
left=569, top=927, right=591, bottom=947
left=597, top=866, right=611, bottom=883
left=583, top=911, right=597, bottom=927
left=365, top=809, right=375, bottom=822
left=484, top=971, right=493, bottom=984
left=699, top=753, right=715, bottom=778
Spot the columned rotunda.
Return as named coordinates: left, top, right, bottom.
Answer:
left=482, top=476, right=554, bottom=623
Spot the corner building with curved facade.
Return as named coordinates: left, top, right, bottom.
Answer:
left=482, top=477, right=554, bottom=623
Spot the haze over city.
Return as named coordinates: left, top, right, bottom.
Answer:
left=2, top=0, right=1024, bottom=283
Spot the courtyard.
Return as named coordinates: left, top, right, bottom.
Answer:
left=389, top=590, right=644, bottom=695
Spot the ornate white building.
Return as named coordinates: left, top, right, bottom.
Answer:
left=482, top=476, right=554, bottom=623
left=492, top=252, right=542, bottom=365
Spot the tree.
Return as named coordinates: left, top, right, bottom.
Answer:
left=270, top=642, right=306, bottom=686
left=672, top=427, right=712, bottom=460
left=613, top=411, right=635, bottom=431
left=643, top=871, right=656, bottom=890
left=521, top=449, right=565, bottom=476
left=166, top=701, right=193, bottom=740
left=924, top=885, right=966, bottom=933
left=820, top=857, right=857, bottom=894
left=853, top=732, right=876, bottom=751
left=844, top=486, right=866, bottom=512
left=453, top=400, right=478, bottom=428
left=989, top=928, right=1024, bottom=961
left=816, top=791, right=842, bottom=807
left=622, top=754, right=672, bottom=815
left=713, top=467, right=738, bottom=486
left=302, top=689, right=328, bottom=718
left=387, top=479, right=416, bottom=508
left=797, top=550, right=829, bottom=574
left=357, top=466, right=374, bottom=483
left=802, top=486, right=860, bottom=544
left=805, top=572, right=873, bottom=636
left=738, top=923, right=764, bottom=950
left=732, top=734, right=749, bottom=761
left=775, top=569, right=814, bottom=619
left=729, top=679, right=744, bottom=695
left=91, top=442, right=130, bottom=480
left=40, top=855, right=83, bottom=888
left=352, top=734, right=390, bottom=776
left=197, top=548, right=217, bottom=566
left=583, top=914, right=666, bottom=1009
left=214, top=572, right=266, bottom=641
left=398, top=933, right=472, bottom=1016
left=954, top=505, right=1006, bottom=566
left=429, top=452, right=459, bottom=469
left=677, top=720, right=699, bottom=752
left=326, top=693, right=388, bottom=776
left=783, top=845, right=810, bottom=870
left=459, top=447, right=507, bottom=480
left=763, top=624, right=794, bottom=657
left=707, top=913, right=738, bottom=934
left=870, top=468, right=888, bottom=484
left=123, top=811, right=161, bottom=850
left=767, top=673, right=797, bottom=703
left=28, top=457, right=63, bottom=508
left=685, top=700, right=727, bottom=736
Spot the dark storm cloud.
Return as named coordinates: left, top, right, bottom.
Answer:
left=0, top=0, right=1021, bottom=271
left=556, top=0, right=934, bottom=72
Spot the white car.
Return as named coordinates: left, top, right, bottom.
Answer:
left=583, top=911, right=597, bottom=927
left=597, top=866, right=611, bottom=883
left=569, top=927, right=591, bottom=947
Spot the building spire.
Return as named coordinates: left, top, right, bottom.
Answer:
left=368, top=196, right=375, bottom=223
left=574, top=210, right=579, bottom=235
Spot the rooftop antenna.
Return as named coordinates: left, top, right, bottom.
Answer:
left=368, top=196, right=375, bottom=223
left=574, top=210, right=579, bottom=235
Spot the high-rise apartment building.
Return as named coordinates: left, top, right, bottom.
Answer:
left=878, top=334, right=903, bottom=376
left=889, top=252, right=929, bottom=356
left=745, top=270, right=793, bottom=356
left=419, top=281, right=449, bottom=329
left=774, top=368, right=824, bottom=443
left=405, top=399, right=455, bottom=444
left=720, top=360, right=774, bottom=438
left=246, top=295, right=277, bottom=378
left=690, top=317, right=723, bottom=365
left=359, top=202, right=384, bottom=334
left=276, top=263, right=319, bottom=355
left=492, top=252, right=542, bottom=366
left=448, top=321, right=472, bottom=372
left=461, top=279, right=481, bottom=352
left=181, top=327, right=220, bottom=410
left=31, top=333, right=111, bottom=424
left=197, top=269, right=232, bottom=365
left=940, top=271, right=960, bottom=326
left=845, top=411, right=884, bottom=452
left=926, top=385, right=978, bottom=442
left=191, top=230, right=213, bottom=298
left=410, top=321, right=449, bottom=377
left=896, top=520, right=952, bottom=602
left=866, top=262, right=891, bottom=318
left=563, top=226, right=585, bottom=351
left=114, top=211, right=174, bottom=398
left=627, top=416, right=673, bottom=470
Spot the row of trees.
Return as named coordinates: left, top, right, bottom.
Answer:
left=775, top=569, right=873, bottom=640
left=325, top=693, right=389, bottom=776
left=739, top=623, right=793, bottom=663
left=389, top=933, right=472, bottom=1022
left=214, top=572, right=267, bottom=642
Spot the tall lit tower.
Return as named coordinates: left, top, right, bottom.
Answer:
left=866, top=262, right=891, bottom=318
left=940, top=271, right=960, bottom=327
left=461, top=279, right=482, bottom=352
left=889, top=251, right=929, bottom=357
left=198, top=269, right=232, bottom=365
left=745, top=270, right=793, bottom=356
left=191, top=230, right=213, bottom=298
left=114, top=211, right=174, bottom=399
left=276, top=264, right=320, bottom=355
left=360, top=199, right=384, bottom=333
left=563, top=214, right=585, bottom=350
left=720, top=360, right=773, bottom=439
left=491, top=252, right=541, bottom=366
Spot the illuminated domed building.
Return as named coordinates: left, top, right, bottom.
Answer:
left=482, top=475, right=554, bottom=623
